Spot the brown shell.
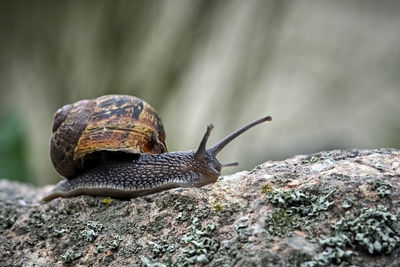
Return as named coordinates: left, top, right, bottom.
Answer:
left=50, top=95, right=167, bottom=178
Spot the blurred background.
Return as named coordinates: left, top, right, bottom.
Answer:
left=0, top=0, right=399, bottom=186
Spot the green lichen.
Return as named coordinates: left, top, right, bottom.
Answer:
left=235, top=219, right=251, bottom=243
left=309, top=156, right=320, bottom=163
left=302, top=206, right=400, bottom=266
left=176, top=203, right=213, bottom=225
left=214, top=203, right=223, bottom=212
left=108, top=237, right=121, bottom=251
left=288, top=252, right=314, bottom=267
left=0, top=203, right=17, bottom=232
left=103, top=197, right=113, bottom=204
left=61, top=248, right=83, bottom=263
left=213, top=202, right=241, bottom=226
left=301, top=247, right=353, bottom=267
left=302, top=155, right=321, bottom=164
left=266, top=208, right=302, bottom=237
left=53, top=225, right=70, bottom=237
left=176, top=212, right=188, bottom=222
left=60, top=201, right=83, bottom=215
left=332, top=206, right=400, bottom=254
left=148, top=239, right=176, bottom=258
left=267, top=188, right=335, bottom=217
left=141, top=256, right=167, bottom=267
left=341, top=198, right=354, bottom=209
left=180, top=217, right=219, bottom=265
left=28, top=209, right=47, bottom=228
left=157, top=194, right=197, bottom=212
left=372, top=179, right=392, bottom=197
left=95, top=244, right=105, bottom=255
left=266, top=188, right=335, bottom=237
left=158, top=194, right=200, bottom=224
left=144, top=216, right=168, bottom=234
left=261, top=184, right=273, bottom=194
left=81, top=221, right=103, bottom=242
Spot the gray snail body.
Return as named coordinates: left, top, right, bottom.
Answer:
left=43, top=95, right=271, bottom=201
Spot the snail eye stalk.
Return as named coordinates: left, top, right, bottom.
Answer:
left=210, top=116, right=272, bottom=156
left=195, top=124, right=213, bottom=161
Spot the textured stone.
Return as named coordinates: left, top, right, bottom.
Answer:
left=0, top=149, right=399, bottom=266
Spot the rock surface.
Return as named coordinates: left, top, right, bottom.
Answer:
left=0, top=149, right=399, bottom=266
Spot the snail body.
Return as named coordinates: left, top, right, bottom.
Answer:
left=43, top=95, right=271, bottom=201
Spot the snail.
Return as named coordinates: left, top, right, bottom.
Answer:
left=42, top=95, right=272, bottom=201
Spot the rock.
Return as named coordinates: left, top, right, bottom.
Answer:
left=0, top=149, right=399, bottom=266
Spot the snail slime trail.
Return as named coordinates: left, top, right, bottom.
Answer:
left=43, top=94, right=272, bottom=201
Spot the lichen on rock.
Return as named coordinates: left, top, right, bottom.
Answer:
left=0, top=149, right=399, bottom=266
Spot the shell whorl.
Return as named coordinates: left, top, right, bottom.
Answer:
left=50, top=95, right=167, bottom=178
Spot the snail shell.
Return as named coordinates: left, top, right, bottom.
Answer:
left=44, top=94, right=272, bottom=202
left=50, top=95, right=167, bottom=178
